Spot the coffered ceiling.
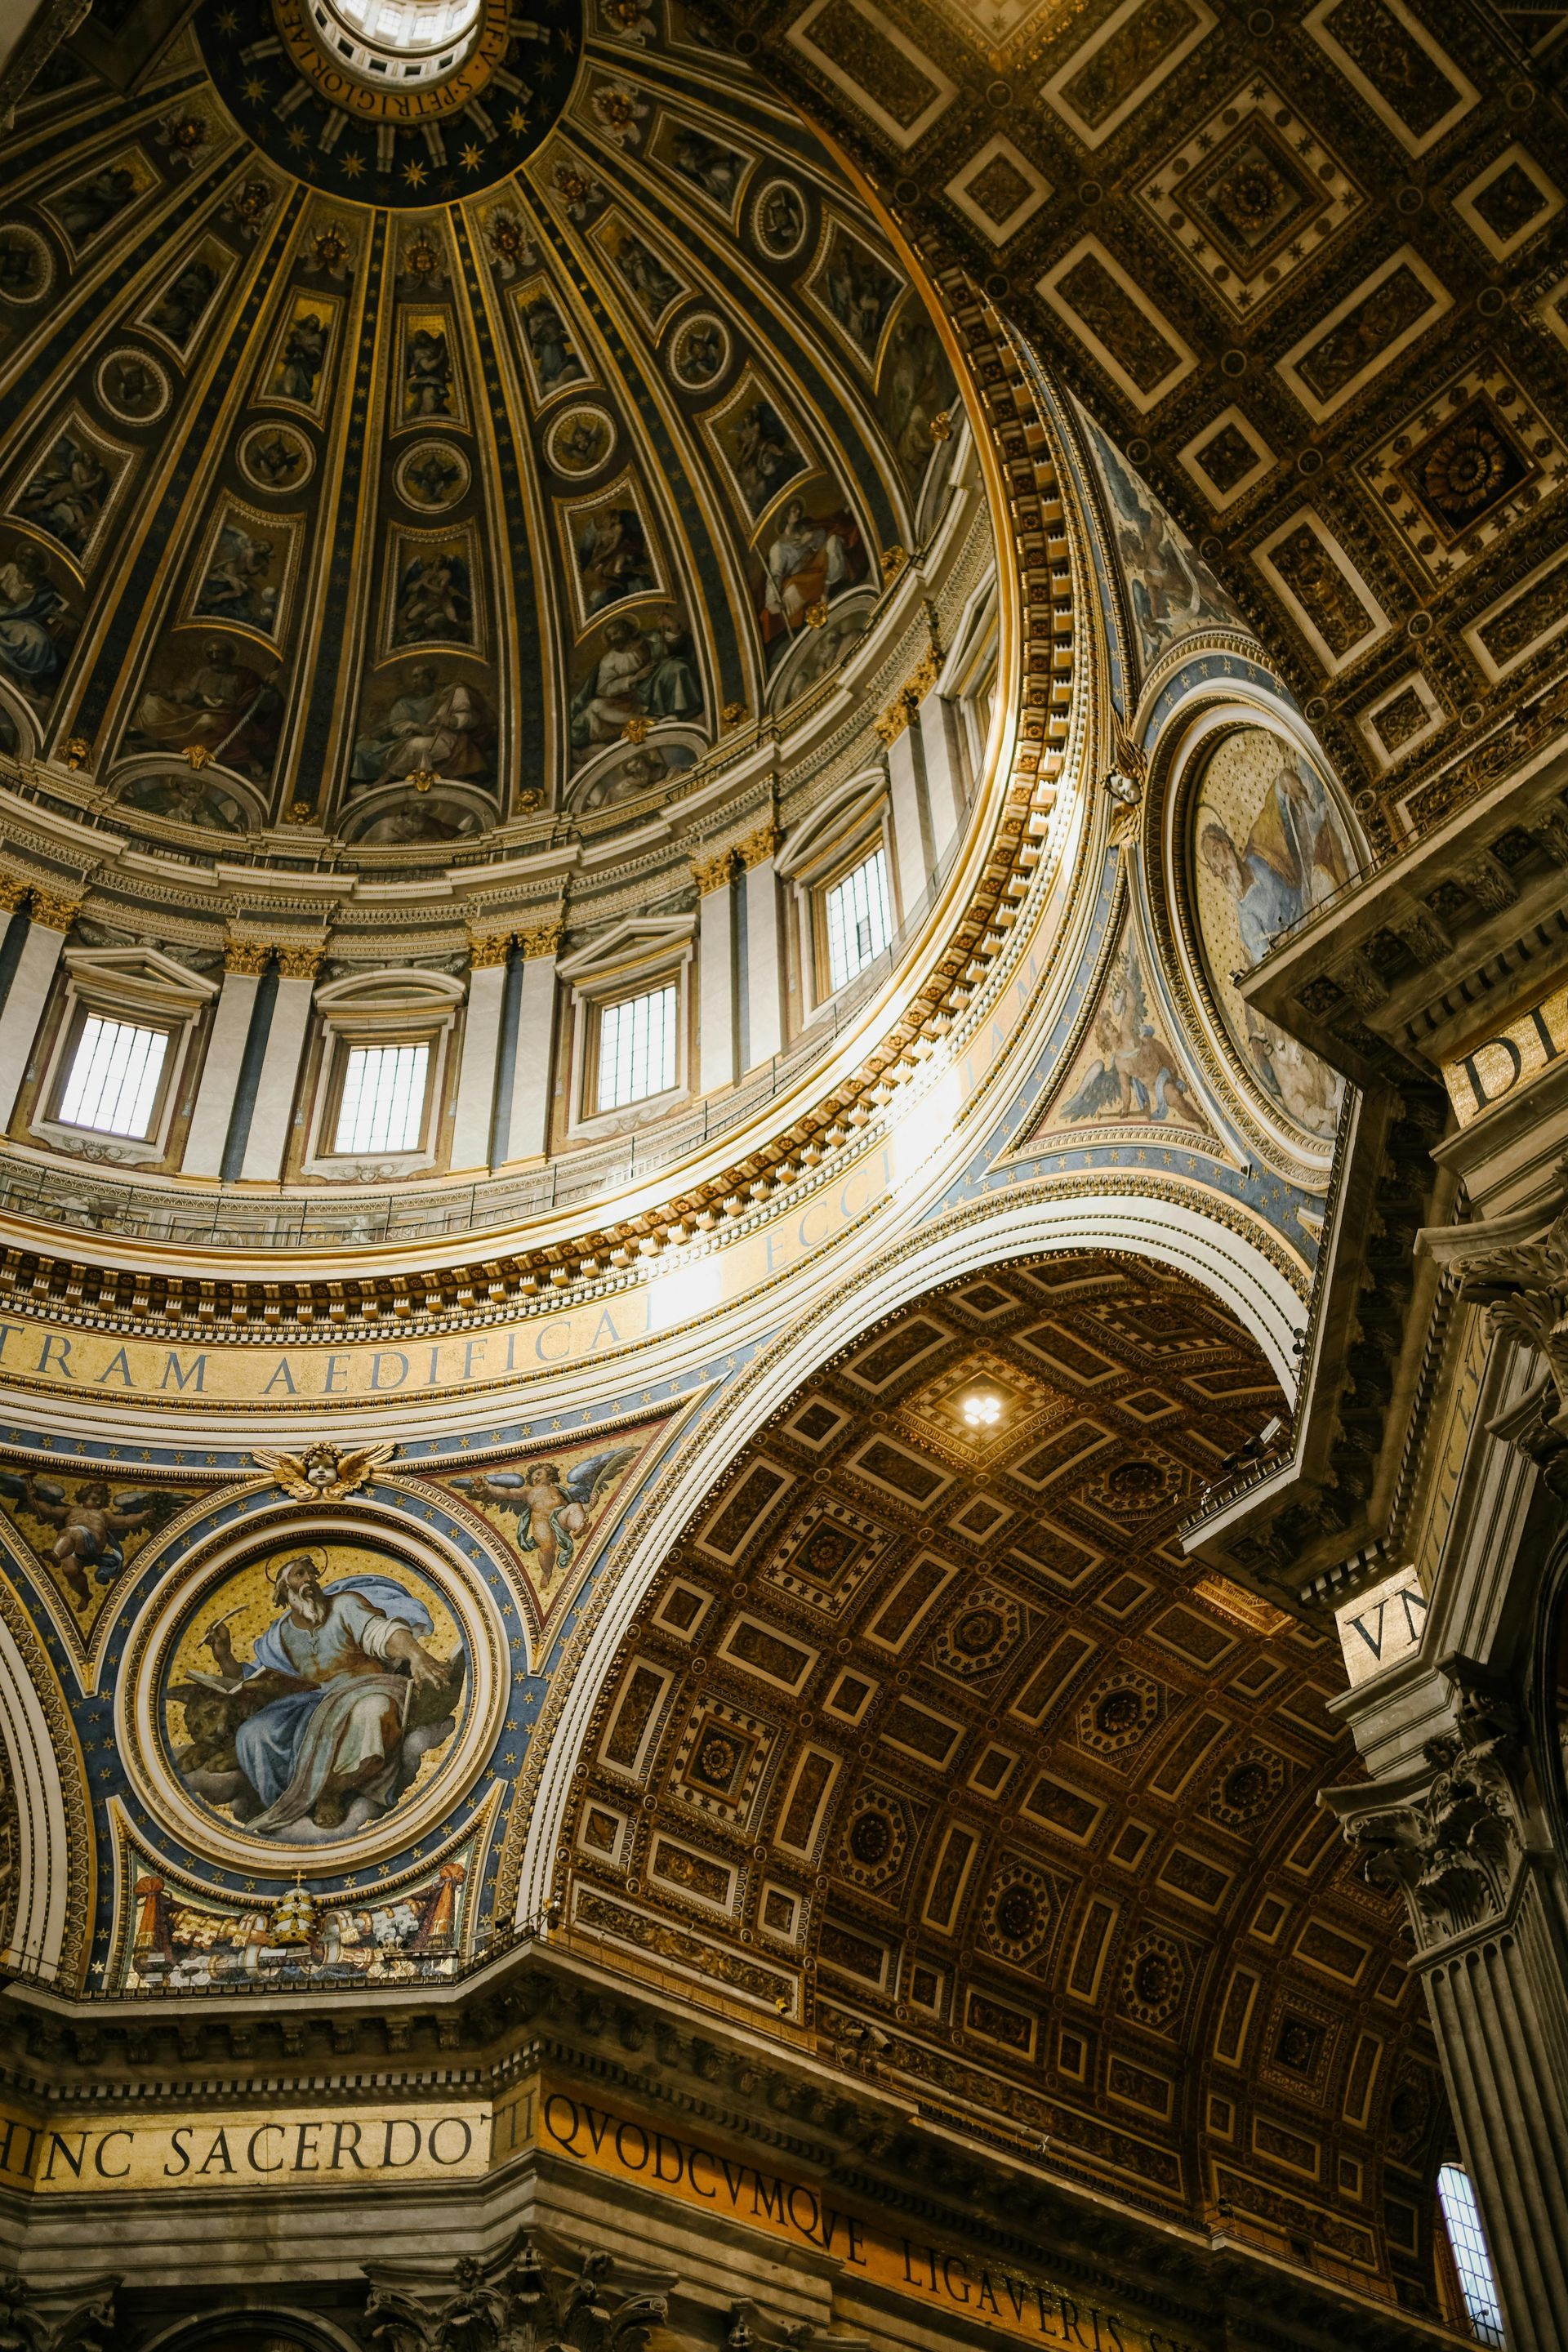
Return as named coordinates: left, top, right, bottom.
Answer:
left=693, top=0, right=1568, bottom=859
left=561, top=1253, right=1454, bottom=2319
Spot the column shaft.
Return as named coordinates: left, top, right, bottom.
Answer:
left=918, top=685, right=967, bottom=850
left=1425, top=1893, right=1568, bottom=2348
left=449, top=960, right=507, bottom=1173
left=0, top=917, right=65, bottom=1131
left=698, top=880, right=735, bottom=1094
left=238, top=973, right=315, bottom=1182
left=743, top=855, right=781, bottom=1070
left=181, top=971, right=261, bottom=1178
left=885, top=729, right=931, bottom=920
left=505, top=953, right=557, bottom=1162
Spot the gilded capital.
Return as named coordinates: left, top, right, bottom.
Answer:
left=274, top=942, right=326, bottom=980
left=224, top=937, right=272, bottom=976
left=28, top=887, right=83, bottom=933
left=692, top=848, right=736, bottom=896
left=467, top=928, right=514, bottom=969
left=0, top=875, right=29, bottom=915
left=737, top=822, right=781, bottom=871
left=521, top=922, right=564, bottom=960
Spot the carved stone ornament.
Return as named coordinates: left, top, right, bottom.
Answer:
left=363, top=2232, right=672, bottom=2352
left=0, top=2273, right=118, bottom=2352
left=252, top=1438, right=399, bottom=1500
left=1325, top=1678, right=1528, bottom=1952
left=1423, top=1184, right=1568, bottom=1433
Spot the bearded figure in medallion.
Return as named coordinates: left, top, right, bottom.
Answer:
left=171, top=1548, right=464, bottom=1842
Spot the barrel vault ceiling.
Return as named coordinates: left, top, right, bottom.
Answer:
left=559, top=1254, right=1452, bottom=2311
left=687, top=0, right=1568, bottom=861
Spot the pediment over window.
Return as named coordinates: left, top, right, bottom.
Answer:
left=60, top=947, right=219, bottom=1017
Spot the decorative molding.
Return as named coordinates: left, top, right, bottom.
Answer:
left=251, top=1438, right=398, bottom=1500
left=223, top=935, right=273, bottom=975
left=274, top=942, right=327, bottom=980
left=26, top=890, right=82, bottom=935
left=691, top=849, right=737, bottom=896
left=468, top=929, right=514, bottom=969
left=364, top=2232, right=670, bottom=2352
left=1325, top=1674, right=1528, bottom=1953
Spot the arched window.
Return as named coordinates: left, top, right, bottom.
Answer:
left=1437, top=2163, right=1505, bottom=2346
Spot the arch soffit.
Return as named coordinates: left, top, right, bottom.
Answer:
left=517, top=1196, right=1303, bottom=1919
left=0, top=1568, right=90, bottom=1984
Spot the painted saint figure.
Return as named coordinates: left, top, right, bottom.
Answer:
left=349, top=662, right=493, bottom=787
left=180, top=1548, right=462, bottom=1840
left=0, top=542, right=73, bottom=702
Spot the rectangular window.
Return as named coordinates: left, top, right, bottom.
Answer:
left=1437, top=2164, right=1504, bottom=2347
left=334, top=1042, right=430, bottom=1154
left=56, top=1016, right=168, bottom=1138
left=598, top=985, right=676, bottom=1111
left=825, top=848, right=892, bottom=991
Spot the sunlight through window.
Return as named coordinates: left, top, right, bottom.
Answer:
left=599, top=986, right=677, bottom=1111
left=826, top=848, right=892, bottom=991
left=57, top=1017, right=168, bottom=1138
left=1438, top=2164, right=1505, bottom=2347
left=335, top=1043, right=430, bottom=1155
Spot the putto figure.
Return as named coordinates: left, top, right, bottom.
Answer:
left=172, top=1548, right=463, bottom=1841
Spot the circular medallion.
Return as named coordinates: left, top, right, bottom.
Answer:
left=752, top=180, right=808, bottom=258
left=0, top=224, right=55, bottom=305
left=122, top=1516, right=506, bottom=1873
left=394, top=438, right=470, bottom=510
left=543, top=403, right=616, bottom=479
left=96, top=346, right=172, bottom=425
left=238, top=420, right=315, bottom=493
left=669, top=312, right=731, bottom=391
left=194, top=0, right=580, bottom=207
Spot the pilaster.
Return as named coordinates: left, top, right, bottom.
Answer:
left=0, top=890, right=80, bottom=1132
left=238, top=942, right=324, bottom=1183
left=505, top=923, right=562, bottom=1164
left=1325, top=1673, right=1568, bottom=2347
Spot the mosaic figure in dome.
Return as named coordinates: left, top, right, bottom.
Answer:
left=130, top=637, right=283, bottom=775
left=759, top=494, right=862, bottom=642
left=15, top=430, right=114, bottom=560
left=0, top=1467, right=190, bottom=1610
left=167, top=1544, right=466, bottom=1843
left=1192, top=728, right=1352, bottom=1138
left=0, top=538, right=74, bottom=702
left=350, top=662, right=494, bottom=790
left=570, top=612, right=702, bottom=754
left=448, top=1448, right=635, bottom=1597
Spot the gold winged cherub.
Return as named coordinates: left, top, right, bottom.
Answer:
left=251, top=1440, right=398, bottom=1502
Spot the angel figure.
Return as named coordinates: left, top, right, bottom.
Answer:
left=252, top=1441, right=397, bottom=1502
left=0, top=1470, right=187, bottom=1606
left=450, top=1449, right=635, bottom=1592
left=1060, top=948, right=1197, bottom=1126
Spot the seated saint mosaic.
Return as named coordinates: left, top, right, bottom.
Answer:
left=163, top=1544, right=466, bottom=1844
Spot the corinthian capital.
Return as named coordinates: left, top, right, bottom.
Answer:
left=1324, top=1677, right=1527, bottom=1952
left=1423, top=1193, right=1568, bottom=1428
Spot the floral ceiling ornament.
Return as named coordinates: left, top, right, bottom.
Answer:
left=251, top=1439, right=399, bottom=1501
